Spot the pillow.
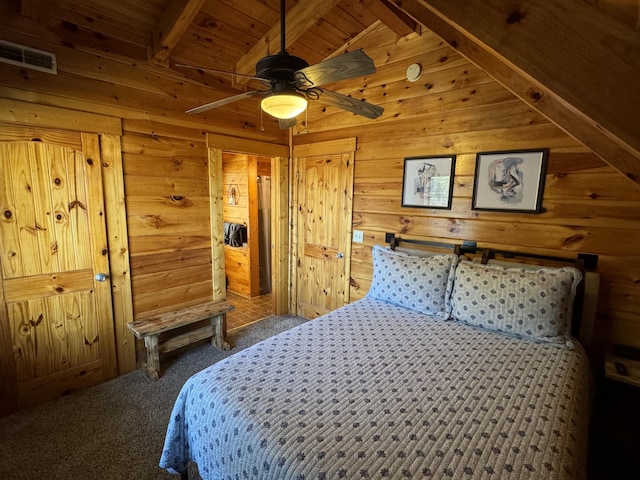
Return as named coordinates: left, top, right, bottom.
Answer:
left=450, top=261, right=582, bottom=347
left=367, top=245, right=458, bottom=318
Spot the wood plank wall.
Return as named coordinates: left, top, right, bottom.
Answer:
left=124, top=123, right=214, bottom=316
left=0, top=24, right=286, bottom=312
left=0, top=25, right=286, bottom=363
left=1, top=18, right=639, bottom=354
left=293, top=25, right=640, bottom=350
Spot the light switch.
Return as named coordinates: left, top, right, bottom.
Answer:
left=353, top=230, right=364, bottom=243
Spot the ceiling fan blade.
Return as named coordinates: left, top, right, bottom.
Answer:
left=186, top=90, right=265, bottom=114
left=278, top=118, right=297, bottom=129
left=316, top=89, right=384, bottom=119
left=294, top=50, right=376, bottom=88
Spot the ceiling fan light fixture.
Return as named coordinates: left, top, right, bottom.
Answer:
left=261, top=92, right=307, bottom=119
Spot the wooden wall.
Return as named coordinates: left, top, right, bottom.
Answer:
left=125, top=123, right=214, bottom=317
left=1, top=15, right=639, bottom=355
left=0, top=24, right=286, bottom=367
left=0, top=29, right=285, bottom=311
left=293, top=25, right=640, bottom=350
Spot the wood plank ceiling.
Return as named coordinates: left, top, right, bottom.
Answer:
left=2, top=0, right=639, bottom=184
left=21, top=0, right=414, bottom=107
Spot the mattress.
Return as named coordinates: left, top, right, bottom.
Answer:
left=160, top=297, right=590, bottom=479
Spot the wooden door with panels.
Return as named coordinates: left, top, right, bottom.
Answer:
left=0, top=136, right=118, bottom=413
left=293, top=138, right=356, bottom=318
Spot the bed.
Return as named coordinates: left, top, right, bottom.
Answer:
left=160, top=241, right=598, bottom=479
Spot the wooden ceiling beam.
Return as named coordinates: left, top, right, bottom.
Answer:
left=149, top=0, right=207, bottom=65
left=362, top=0, right=418, bottom=37
left=391, top=0, right=640, bottom=187
left=234, top=0, right=343, bottom=85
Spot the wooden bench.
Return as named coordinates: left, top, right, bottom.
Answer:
left=127, top=300, right=235, bottom=380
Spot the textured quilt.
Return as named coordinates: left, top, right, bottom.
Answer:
left=160, top=297, right=590, bottom=479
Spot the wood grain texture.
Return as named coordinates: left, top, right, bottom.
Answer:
left=0, top=0, right=638, bottom=390
left=247, top=157, right=260, bottom=297
left=130, top=300, right=233, bottom=336
left=234, top=0, right=343, bottom=84
left=0, top=99, right=122, bottom=135
left=132, top=279, right=214, bottom=315
left=0, top=137, right=118, bottom=412
left=150, top=0, right=207, bottom=63
left=293, top=24, right=640, bottom=348
left=100, top=134, right=136, bottom=374
left=124, top=129, right=215, bottom=320
left=209, top=146, right=231, bottom=305
left=0, top=122, right=82, bottom=150
left=293, top=139, right=355, bottom=318
left=271, top=154, right=290, bottom=316
left=81, top=133, right=118, bottom=379
left=129, top=299, right=233, bottom=378
left=391, top=0, right=640, bottom=186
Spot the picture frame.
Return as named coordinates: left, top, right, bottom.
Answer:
left=401, top=155, right=456, bottom=209
left=471, top=148, right=548, bottom=213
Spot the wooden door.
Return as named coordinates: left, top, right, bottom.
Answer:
left=0, top=139, right=118, bottom=412
left=293, top=139, right=356, bottom=318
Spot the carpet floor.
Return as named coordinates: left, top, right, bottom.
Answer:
left=0, top=315, right=308, bottom=480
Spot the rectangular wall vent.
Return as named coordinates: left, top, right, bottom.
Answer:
left=0, top=40, right=57, bottom=74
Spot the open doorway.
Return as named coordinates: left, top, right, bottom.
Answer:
left=206, top=134, right=290, bottom=329
left=221, top=152, right=273, bottom=330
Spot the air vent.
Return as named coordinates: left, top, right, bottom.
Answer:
left=0, top=40, right=57, bottom=74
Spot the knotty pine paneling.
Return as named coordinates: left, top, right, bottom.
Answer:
left=0, top=122, right=82, bottom=151
left=0, top=17, right=283, bottom=325
left=1, top=5, right=638, bottom=354
left=0, top=24, right=287, bottom=143
left=124, top=128, right=215, bottom=318
left=294, top=27, right=640, bottom=349
left=0, top=34, right=264, bottom=335
left=129, top=248, right=212, bottom=277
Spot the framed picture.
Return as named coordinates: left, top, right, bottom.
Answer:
left=472, top=149, right=548, bottom=213
left=401, top=155, right=456, bottom=209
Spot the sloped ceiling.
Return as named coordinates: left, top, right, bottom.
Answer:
left=391, top=0, right=640, bottom=187
left=3, top=0, right=639, bottom=185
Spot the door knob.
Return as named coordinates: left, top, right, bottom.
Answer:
left=95, top=273, right=110, bottom=282
left=336, top=252, right=344, bottom=259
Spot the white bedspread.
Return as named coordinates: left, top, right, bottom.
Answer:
left=160, top=297, right=590, bottom=479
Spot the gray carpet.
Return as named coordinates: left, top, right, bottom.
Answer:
left=0, top=315, right=308, bottom=480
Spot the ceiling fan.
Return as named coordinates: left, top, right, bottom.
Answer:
left=178, top=0, right=384, bottom=129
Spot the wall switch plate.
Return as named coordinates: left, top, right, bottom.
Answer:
left=353, top=230, right=364, bottom=243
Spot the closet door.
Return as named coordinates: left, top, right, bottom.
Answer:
left=0, top=138, right=118, bottom=413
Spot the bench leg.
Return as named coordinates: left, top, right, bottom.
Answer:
left=211, top=313, right=230, bottom=351
left=143, top=336, right=160, bottom=380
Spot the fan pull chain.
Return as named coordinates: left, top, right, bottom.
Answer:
left=260, top=108, right=265, bottom=132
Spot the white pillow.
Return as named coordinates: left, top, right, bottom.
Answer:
left=367, top=245, right=458, bottom=318
left=450, top=261, right=582, bottom=347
